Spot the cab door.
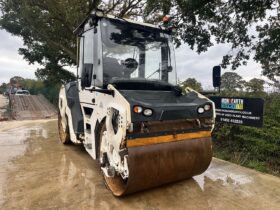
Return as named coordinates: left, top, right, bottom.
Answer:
left=77, top=26, right=100, bottom=159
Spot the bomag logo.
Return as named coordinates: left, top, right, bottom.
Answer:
left=221, top=98, right=244, bottom=110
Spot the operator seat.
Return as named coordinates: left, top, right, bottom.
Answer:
left=103, top=57, right=125, bottom=84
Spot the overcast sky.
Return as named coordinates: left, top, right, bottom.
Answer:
left=0, top=28, right=266, bottom=88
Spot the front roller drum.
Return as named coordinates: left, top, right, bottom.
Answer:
left=102, top=137, right=212, bottom=196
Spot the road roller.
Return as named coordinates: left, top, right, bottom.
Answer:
left=58, top=10, right=220, bottom=196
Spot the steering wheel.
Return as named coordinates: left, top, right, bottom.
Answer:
left=122, top=58, right=138, bottom=70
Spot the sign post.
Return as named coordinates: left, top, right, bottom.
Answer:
left=209, top=96, right=264, bottom=128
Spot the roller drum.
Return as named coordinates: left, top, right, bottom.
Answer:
left=103, top=137, right=212, bottom=196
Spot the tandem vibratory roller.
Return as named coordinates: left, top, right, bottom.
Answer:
left=58, top=9, right=220, bottom=196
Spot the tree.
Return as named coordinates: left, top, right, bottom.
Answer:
left=0, top=0, right=89, bottom=84
left=180, top=78, right=203, bottom=91
left=10, top=76, right=24, bottom=87
left=0, top=0, right=147, bottom=84
left=144, top=0, right=280, bottom=82
left=21, top=79, right=44, bottom=95
left=245, top=78, right=265, bottom=93
left=220, top=72, right=245, bottom=92
left=271, top=77, right=280, bottom=92
left=1, top=0, right=280, bottom=83
left=0, top=82, right=8, bottom=93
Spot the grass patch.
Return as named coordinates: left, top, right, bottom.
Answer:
left=246, top=160, right=267, bottom=173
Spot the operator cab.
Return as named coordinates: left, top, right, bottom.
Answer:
left=101, top=18, right=176, bottom=86
left=76, top=13, right=177, bottom=91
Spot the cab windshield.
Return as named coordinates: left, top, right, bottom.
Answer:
left=101, top=18, right=177, bottom=85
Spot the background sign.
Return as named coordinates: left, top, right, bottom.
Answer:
left=209, top=96, right=264, bottom=127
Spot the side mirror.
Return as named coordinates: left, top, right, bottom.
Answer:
left=213, top=66, right=221, bottom=88
left=81, top=63, right=93, bottom=89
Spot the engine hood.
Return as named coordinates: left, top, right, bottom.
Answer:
left=118, top=89, right=213, bottom=122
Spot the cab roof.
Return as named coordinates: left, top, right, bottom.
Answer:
left=74, top=10, right=167, bottom=36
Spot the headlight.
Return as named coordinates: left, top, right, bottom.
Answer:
left=133, top=106, right=153, bottom=116
left=143, top=109, right=153, bottom=116
left=197, top=107, right=205, bottom=114
left=204, top=104, right=211, bottom=111
left=133, top=106, right=143, bottom=114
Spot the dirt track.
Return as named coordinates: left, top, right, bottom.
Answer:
left=9, top=94, right=57, bottom=120
left=0, top=120, right=280, bottom=210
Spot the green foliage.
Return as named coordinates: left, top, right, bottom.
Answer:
left=245, top=78, right=265, bottom=94
left=180, top=78, right=203, bottom=91
left=35, top=63, right=75, bottom=84
left=21, top=79, right=44, bottom=95
left=247, top=160, right=267, bottom=173
left=220, top=72, right=245, bottom=92
left=40, top=83, right=61, bottom=105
